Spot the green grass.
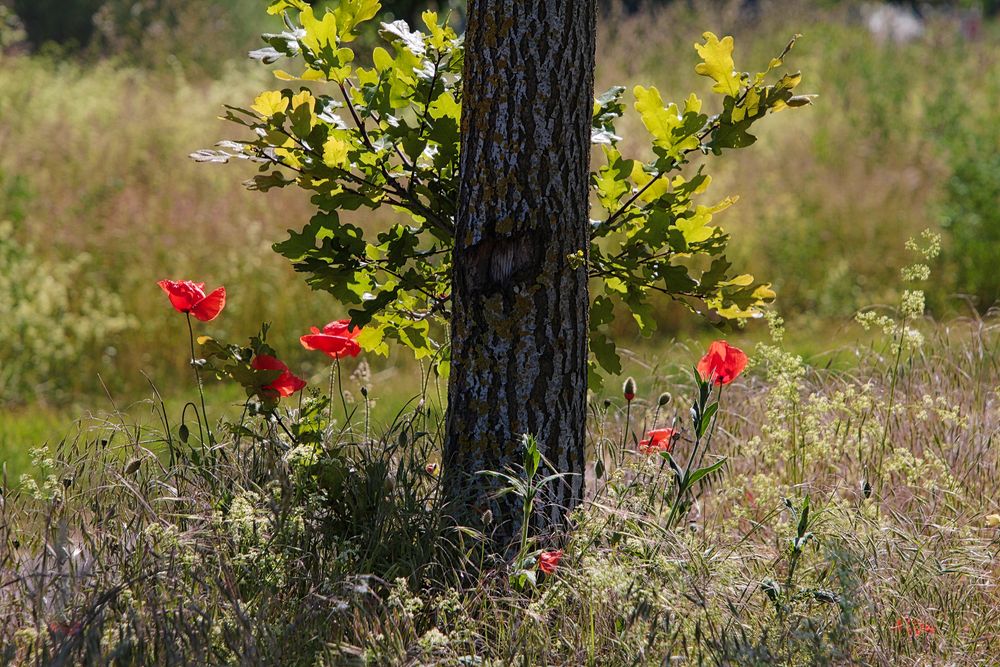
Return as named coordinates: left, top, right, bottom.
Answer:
left=0, top=408, right=63, bottom=477
left=0, top=315, right=870, bottom=480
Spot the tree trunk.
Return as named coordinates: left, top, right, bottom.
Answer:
left=444, top=0, right=597, bottom=547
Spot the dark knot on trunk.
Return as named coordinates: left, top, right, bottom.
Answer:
left=461, top=233, right=544, bottom=293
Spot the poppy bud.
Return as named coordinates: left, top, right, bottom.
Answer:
left=657, top=392, right=672, bottom=406
left=623, top=377, right=637, bottom=402
left=862, top=480, right=872, bottom=499
left=360, top=386, right=368, bottom=398
left=603, top=399, right=612, bottom=409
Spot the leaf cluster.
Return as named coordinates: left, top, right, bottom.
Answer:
left=198, top=324, right=286, bottom=412
left=201, top=2, right=812, bottom=381
left=588, top=32, right=811, bottom=381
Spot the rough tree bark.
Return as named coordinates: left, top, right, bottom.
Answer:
left=444, top=0, right=597, bottom=545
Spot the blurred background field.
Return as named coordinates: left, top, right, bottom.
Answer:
left=1, top=0, right=999, bottom=475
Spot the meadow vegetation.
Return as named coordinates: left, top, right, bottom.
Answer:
left=2, top=1, right=1000, bottom=664
left=4, top=241, right=999, bottom=663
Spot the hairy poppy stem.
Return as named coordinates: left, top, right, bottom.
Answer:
left=694, top=385, right=724, bottom=472
left=620, top=401, right=632, bottom=467
left=328, top=362, right=336, bottom=434
left=186, top=313, right=213, bottom=447
left=335, top=356, right=349, bottom=424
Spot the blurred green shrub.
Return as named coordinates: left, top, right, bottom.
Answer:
left=92, top=0, right=264, bottom=75
left=0, top=221, right=135, bottom=404
left=924, top=40, right=1000, bottom=312
left=5, top=0, right=466, bottom=74
left=9, top=0, right=260, bottom=74
left=941, top=139, right=1000, bottom=310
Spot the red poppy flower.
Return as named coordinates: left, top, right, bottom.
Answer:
left=638, top=428, right=677, bottom=454
left=538, top=549, right=563, bottom=575
left=696, top=341, right=748, bottom=386
left=425, top=463, right=439, bottom=476
left=892, top=617, right=935, bottom=637
left=300, top=319, right=362, bottom=359
left=251, top=354, right=306, bottom=398
left=158, top=280, right=226, bottom=322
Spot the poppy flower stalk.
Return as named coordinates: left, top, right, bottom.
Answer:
left=185, top=311, right=214, bottom=446
left=620, top=376, right=638, bottom=467
left=158, top=279, right=227, bottom=447
left=301, top=319, right=362, bottom=423
left=664, top=341, right=747, bottom=534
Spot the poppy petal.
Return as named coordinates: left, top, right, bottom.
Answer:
left=300, top=333, right=361, bottom=358
left=190, top=287, right=226, bottom=322
left=251, top=354, right=286, bottom=372
left=321, top=319, right=354, bottom=336
left=251, top=354, right=306, bottom=398
left=639, top=428, right=676, bottom=454
left=158, top=279, right=206, bottom=313
left=300, top=333, right=337, bottom=353
left=697, top=341, right=747, bottom=386
left=272, top=372, right=307, bottom=397
left=538, top=550, right=563, bottom=575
